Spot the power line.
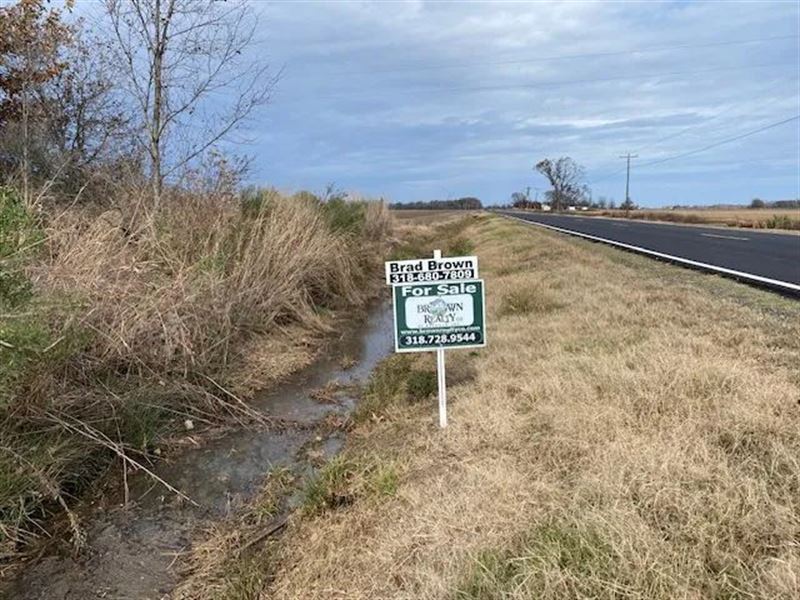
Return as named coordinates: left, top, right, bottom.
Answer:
left=588, top=165, right=629, bottom=185
left=591, top=153, right=798, bottom=187
left=636, top=115, right=800, bottom=168
left=590, top=115, right=799, bottom=185
left=632, top=79, right=794, bottom=154
left=437, top=61, right=794, bottom=95
left=328, top=34, right=798, bottom=76
left=307, top=60, right=794, bottom=99
left=587, top=78, right=798, bottom=184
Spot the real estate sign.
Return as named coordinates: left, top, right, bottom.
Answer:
left=392, top=280, right=486, bottom=352
left=385, top=255, right=478, bottom=285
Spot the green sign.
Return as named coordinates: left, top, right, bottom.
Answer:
left=392, top=280, right=486, bottom=353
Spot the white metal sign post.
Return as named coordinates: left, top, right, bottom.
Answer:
left=434, top=249, right=447, bottom=428
left=385, top=249, right=486, bottom=428
left=437, top=338, right=447, bottom=427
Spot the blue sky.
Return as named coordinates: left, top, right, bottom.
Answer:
left=244, top=0, right=799, bottom=207
left=67, top=0, right=796, bottom=206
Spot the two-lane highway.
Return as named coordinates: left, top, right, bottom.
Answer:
left=499, top=211, right=800, bottom=293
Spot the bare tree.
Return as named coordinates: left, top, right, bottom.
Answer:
left=534, top=157, right=588, bottom=211
left=103, top=0, right=277, bottom=206
left=45, top=33, right=130, bottom=169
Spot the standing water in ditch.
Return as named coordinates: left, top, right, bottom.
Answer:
left=7, top=302, right=394, bottom=600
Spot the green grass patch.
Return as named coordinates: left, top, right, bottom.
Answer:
left=116, top=401, right=171, bottom=453
left=302, top=455, right=400, bottom=516
left=0, top=316, right=52, bottom=407
left=302, top=456, right=357, bottom=515
left=1, top=186, right=43, bottom=307
left=388, top=231, right=440, bottom=260
left=354, top=354, right=439, bottom=423
left=0, top=187, right=43, bottom=259
left=321, top=197, right=367, bottom=235
left=354, top=354, right=412, bottom=422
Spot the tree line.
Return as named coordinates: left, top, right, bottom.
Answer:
left=390, top=197, right=483, bottom=210
left=750, top=198, right=799, bottom=209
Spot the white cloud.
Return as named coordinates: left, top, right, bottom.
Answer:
left=248, top=0, right=799, bottom=205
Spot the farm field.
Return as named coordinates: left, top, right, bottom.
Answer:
left=389, top=209, right=481, bottom=222
left=595, top=207, right=800, bottom=231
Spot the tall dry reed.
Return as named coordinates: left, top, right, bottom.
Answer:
left=0, top=186, right=391, bottom=560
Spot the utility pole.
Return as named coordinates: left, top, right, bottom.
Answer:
left=619, top=153, right=638, bottom=204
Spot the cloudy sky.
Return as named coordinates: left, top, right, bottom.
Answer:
left=240, top=0, right=798, bottom=206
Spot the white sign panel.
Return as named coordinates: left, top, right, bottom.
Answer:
left=405, top=294, right=475, bottom=329
left=385, top=255, right=478, bottom=285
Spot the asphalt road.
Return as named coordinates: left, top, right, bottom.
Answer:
left=499, top=211, right=800, bottom=291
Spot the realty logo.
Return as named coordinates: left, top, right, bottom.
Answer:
left=413, top=296, right=470, bottom=327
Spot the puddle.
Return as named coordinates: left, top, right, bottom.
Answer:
left=5, top=301, right=393, bottom=600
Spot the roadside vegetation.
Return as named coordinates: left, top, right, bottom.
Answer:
left=0, top=183, right=391, bottom=563
left=220, top=212, right=800, bottom=599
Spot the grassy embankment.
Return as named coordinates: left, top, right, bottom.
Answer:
left=186, top=211, right=800, bottom=599
left=594, top=207, right=800, bottom=231
left=0, top=186, right=390, bottom=565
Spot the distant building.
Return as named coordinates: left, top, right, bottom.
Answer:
left=541, top=204, right=552, bottom=211
left=567, top=206, right=577, bottom=211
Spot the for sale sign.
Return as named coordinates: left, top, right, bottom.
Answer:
left=385, top=256, right=478, bottom=285
left=392, top=280, right=486, bottom=352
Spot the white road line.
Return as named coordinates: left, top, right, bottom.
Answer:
left=701, top=233, right=750, bottom=241
left=501, top=214, right=800, bottom=294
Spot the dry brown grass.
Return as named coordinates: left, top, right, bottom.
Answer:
left=262, top=215, right=800, bottom=599
left=0, top=187, right=391, bottom=561
left=39, top=190, right=368, bottom=376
